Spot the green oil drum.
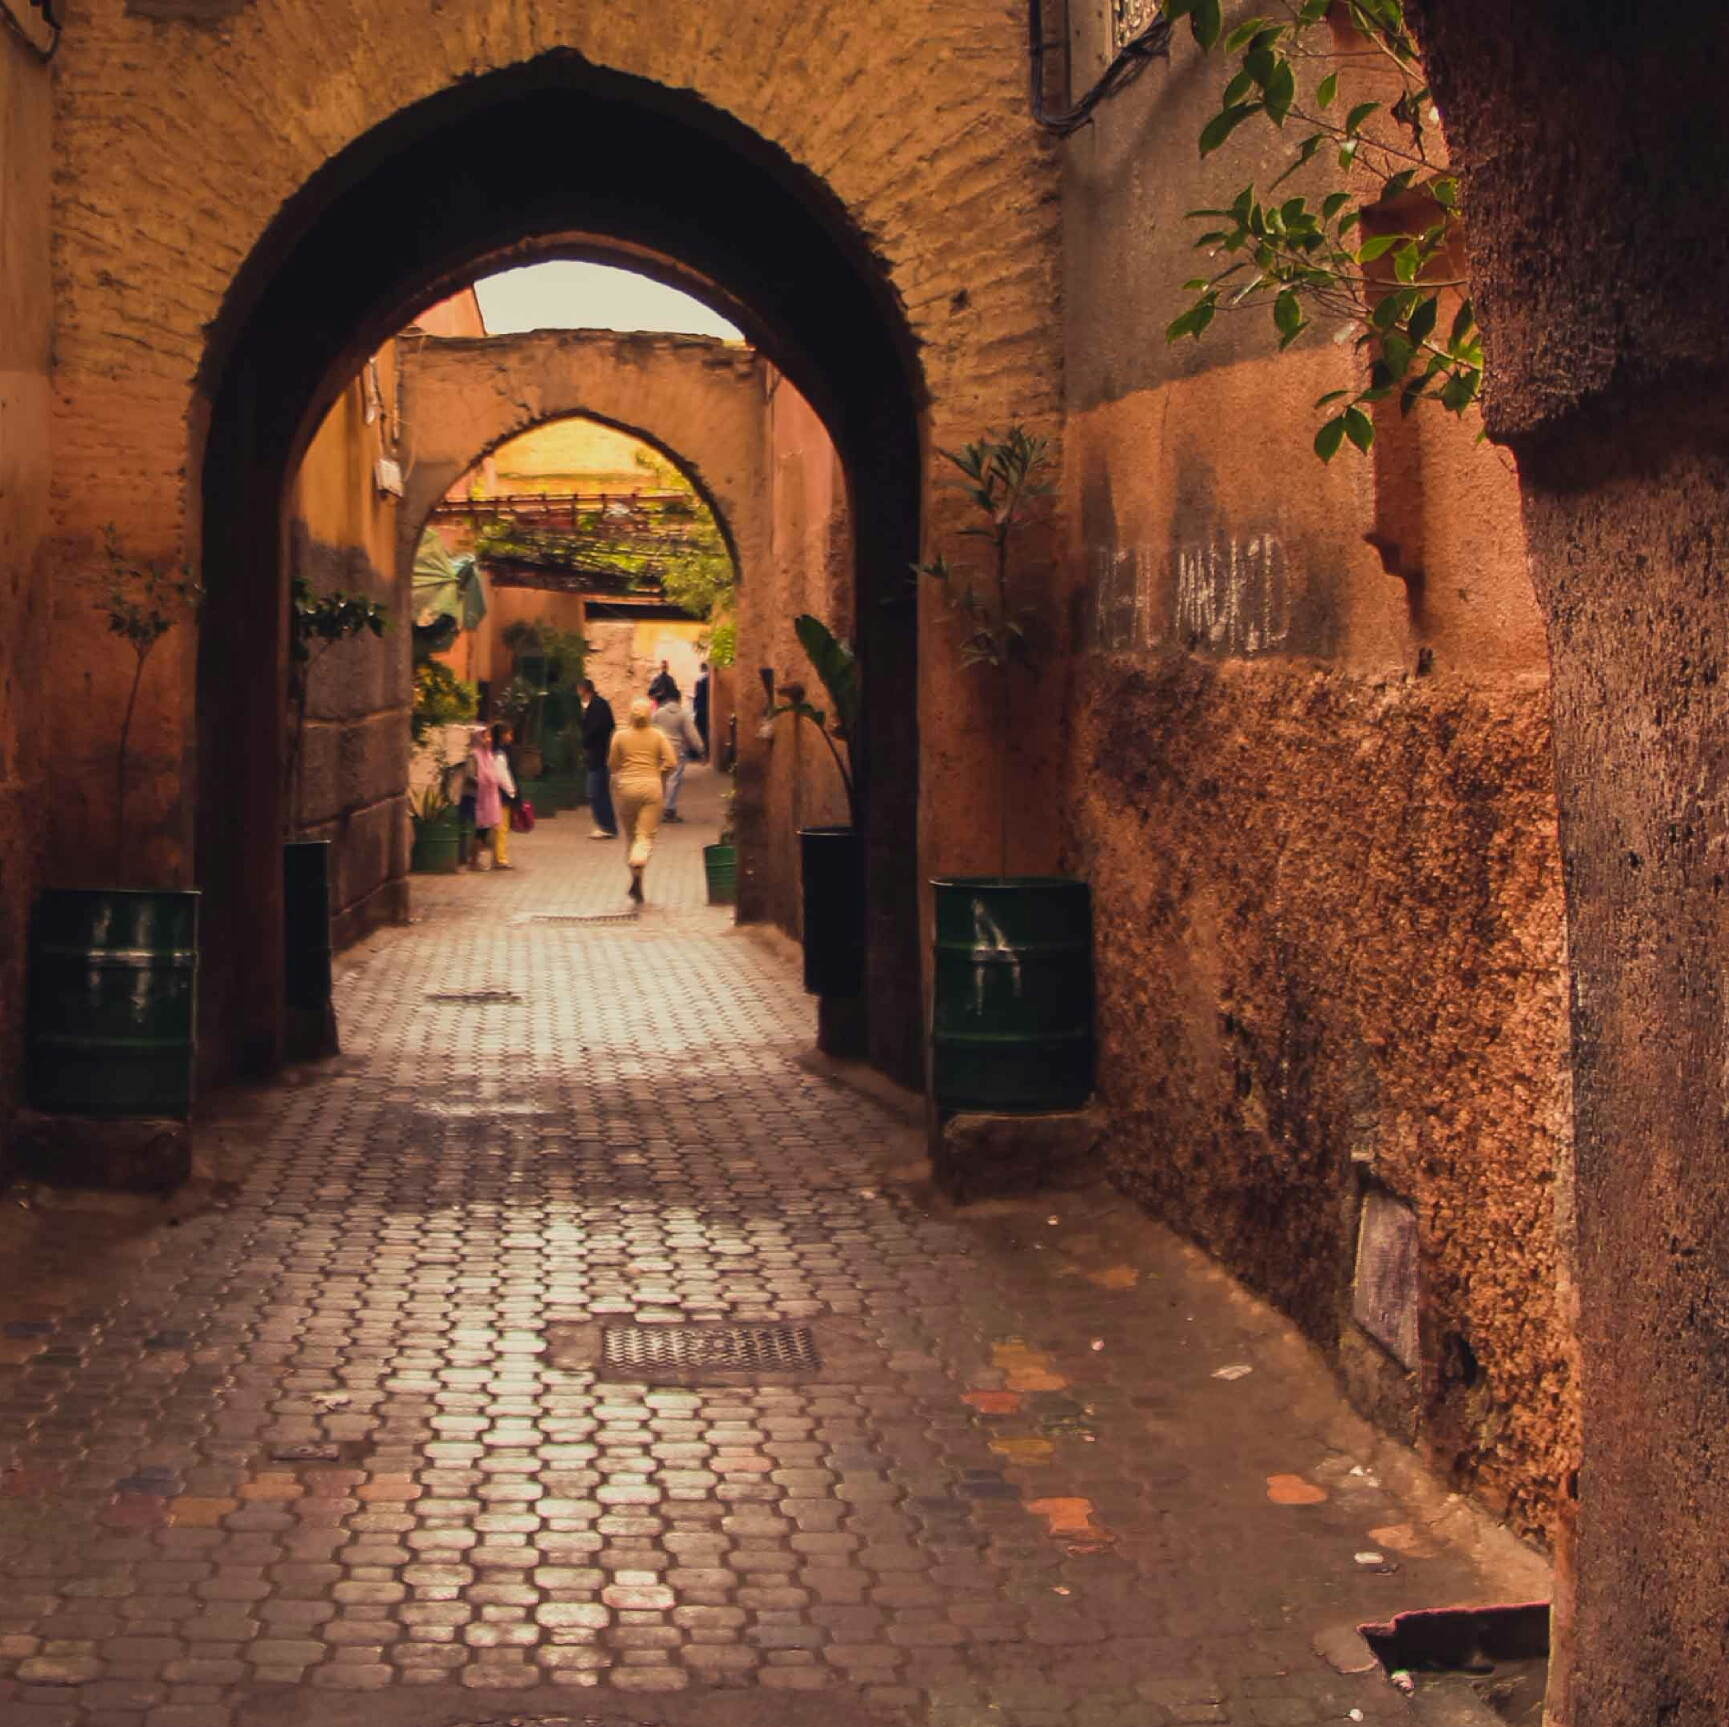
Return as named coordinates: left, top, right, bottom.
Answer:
left=28, top=887, right=200, bottom=1120
left=704, top=842, right=738, bottom=907
left=931, top=876, right=1093, bottom=1113
left=411, top=814, right=463, bottom=873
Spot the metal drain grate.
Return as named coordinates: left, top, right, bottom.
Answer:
left=522, top=911, right=641, bottom=926
left=423, top=988, right=521, bottom=1004
left=603, top=1322, right=821, bottom=1376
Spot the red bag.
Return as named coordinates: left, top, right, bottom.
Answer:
left=511, top=799, right=535, bottom=833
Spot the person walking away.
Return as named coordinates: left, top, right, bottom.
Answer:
left=579, top=679, right=618, bottom=840
left=648, top=659, right=678, bottom=704
left=608, top=697, right=677, bottom=903
left=651, top=692, right=704, bottom=822
left=466, top=725, right=511, bottom=870
left=693, top=661, right=711, bottom=759
left=490, top=722, right=519, bottom=870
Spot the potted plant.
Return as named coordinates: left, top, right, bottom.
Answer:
left=284, top=576, right=388, bottom=1054
left=704, top=788, right=738, bottom=907
left=409, top=659, right=476, bottom=870
left=770, top=614, right=864, bottom=999
left=28, top=532, right=202, bottom=1123
left=915, top=426, right=1093, bottom=1114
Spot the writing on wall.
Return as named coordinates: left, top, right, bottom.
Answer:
left=1085, top=530, right=1313, bottom=659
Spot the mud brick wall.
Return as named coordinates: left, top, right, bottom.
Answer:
left=1057, top=0, right=1578, bottom=1544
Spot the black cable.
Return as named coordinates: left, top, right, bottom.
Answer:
left=1, top=0, right=61, bottom=60
left=1029, top=0, right=1171, bottom=137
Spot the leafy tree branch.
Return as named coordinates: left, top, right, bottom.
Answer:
left=1161, top=0, right=1483, bottom=460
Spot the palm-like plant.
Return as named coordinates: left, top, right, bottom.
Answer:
left=771, top=614, right=861, bottom=830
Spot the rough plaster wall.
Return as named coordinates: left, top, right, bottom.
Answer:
left=288, top=353, right=411, bottom=948
left=734, top=375, right=854, bottom=943
left=1058, top=11, right=1576, bottom=1543
left=0, top=29, right=51, bottom=1167
left=43, top=0, right=1065, bottom=928
left=1409, top=5, right=1729, bottom=1719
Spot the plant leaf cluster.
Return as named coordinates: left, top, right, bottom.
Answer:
left=1161, top=0, right=1482, bottom=460
left=913, top=426, right=1054, bottom=670
left=98, top=528, right=201, bottom=666
left=411, top=659, right=477, bottom=745
left=290, top=576, right=388, bottom=666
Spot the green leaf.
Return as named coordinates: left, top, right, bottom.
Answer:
left=1191, top=0, right=1223, bottom=50
left=1322, top=191, right=1351, bottom=223
left=1344, top=407, right=1375, bottom=452
left=1399, top=378, right=1430, bottom=415
left=1338, top=140, right=1359, bottom=170
left=793, top=614, right=860, bottom=734
left=1371, top=293, right=1403, bottom=331
left=1223, top=15, right=1269, bottom=52
left=1345, top=100, right=1381, bottom=135
left=1314, top=417, right=1348, bottom=462
left=1314, top=389, right=1351, bottom=408
left=1406, top=295, right=1439, bottom=347
left=1199, top=102, right=1262, bottom=155
left=1273, top=290, right=1302, bottom=338
left=1265, top=59, right=1296, bottom=124
left=1432, top=175, right=1458, bottom=210
left=1449, top=298, right=1475, bottom=346
left=1222, top=67, right=1255, bottom=107
left=1381, top=333, right=1413, bottom=375
left=1393, top=241, right=1421, bottom=283
left=1379, top=168, right=1418, bottom=201
left=1316, top=71, right=1338, bottom=109
left=1271, top=133, right=1324, bottom=188
left=1180, top=277, right=1211, bottom=292
left=1338, top=209, right=1361, bottom=238
left=1355, top=233, right=1402, bottom=264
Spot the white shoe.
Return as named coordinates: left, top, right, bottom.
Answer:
left=589, top=829, right=616, bottom=840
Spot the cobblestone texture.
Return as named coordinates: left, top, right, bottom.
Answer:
left=0, top=770, right=1545, bottom=1726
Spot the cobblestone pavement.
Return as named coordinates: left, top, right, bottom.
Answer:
left=0, top=767, right=1546, bottom=1727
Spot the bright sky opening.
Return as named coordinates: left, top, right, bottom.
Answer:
left=474, top=262, right=743, bottom=340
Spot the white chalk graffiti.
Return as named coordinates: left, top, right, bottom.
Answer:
left=1173, top=535, right=1291, bottom=656
left=1087, top=532, right=1293, bottom=658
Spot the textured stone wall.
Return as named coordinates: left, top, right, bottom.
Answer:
left=0, top=27, right=52, bottom=1166
left=287, top=345, right=411, bottom=949
left=734, top=373, right=855, bottom=944
left=1057, top=7, right=1577, bottom=1543
left=1411, top=5, right=1729, bottom=1719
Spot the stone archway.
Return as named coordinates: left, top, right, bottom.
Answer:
left=395, top=331, right=770, bottom=596
left=184, top=57, right=947, bottom=1093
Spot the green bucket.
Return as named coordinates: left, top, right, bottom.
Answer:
left=704, top=843, right=738, bottom=906
left=28, top=887, right=200, bottom=1120
left=930, top=876, right=1093, bottom=1113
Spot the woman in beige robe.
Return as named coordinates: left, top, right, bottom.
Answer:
left=607, top=697, right=678, bottom=902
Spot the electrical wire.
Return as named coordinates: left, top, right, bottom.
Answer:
left=0, top=0, right=61, bottom=60
left=1028, top=0, right=1171, bottom=137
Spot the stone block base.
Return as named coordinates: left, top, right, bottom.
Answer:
left=934, top=1104, right=1104, bottom=1203
left=13, top=1109, right=191, bottom=1193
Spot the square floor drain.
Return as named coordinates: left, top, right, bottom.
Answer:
left=604, top=1322, right=821, bottom=1376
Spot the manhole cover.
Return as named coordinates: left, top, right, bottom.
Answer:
left=423, top=988, right=521, bottom=1003
left=605, top=1322, right=821, bottom=1376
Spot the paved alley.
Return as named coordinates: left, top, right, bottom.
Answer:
left=0, top=768, right=1545, bottom=1727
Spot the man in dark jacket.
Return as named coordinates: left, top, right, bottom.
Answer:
left=648, top=660, right=678, bottom=704
left=579, top=679, right=618, bottom=839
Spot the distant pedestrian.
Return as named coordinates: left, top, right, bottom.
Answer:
left=489, top=722, right=519, bottom=870
left=579, top=678, right=618, bottom=840
left=651, top=693, right=704, bottom=822
left=608, top=697, right=678, bottom=903
left=648, top=659, right=678, bottom=704
left=466, top=724, right=514, bottom=870
left=693, top=661, right=711, bottom=757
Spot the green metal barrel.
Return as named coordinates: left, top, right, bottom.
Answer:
left=704, top=842, right=738, bottom=906
left=931, top=876, right=1092, bottom=1113
left=28, top=888, right=200, bottom=1120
